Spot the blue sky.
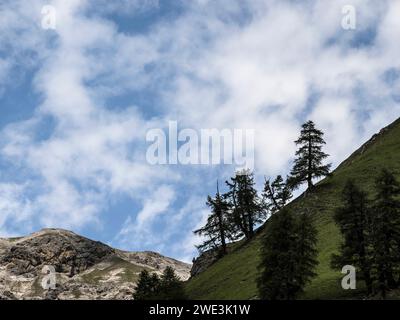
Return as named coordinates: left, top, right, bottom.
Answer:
left=0, top=0, right=399, bottom=262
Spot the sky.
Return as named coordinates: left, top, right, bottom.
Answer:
left=0, top=0, right=399, bottom=263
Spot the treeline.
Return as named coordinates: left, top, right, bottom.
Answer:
left=332, top=169, right=400, bottom=298
left=195, top=120, right=331, bottom=299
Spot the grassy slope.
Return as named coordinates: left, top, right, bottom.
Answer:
left=81, top=256, right=146, bottom=284
left=185, top=118, right=400, bottom=300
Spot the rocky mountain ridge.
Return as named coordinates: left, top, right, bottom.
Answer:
left=0, top=228, right=191, bottom=300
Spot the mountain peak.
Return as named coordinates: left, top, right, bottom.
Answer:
left=0, top=229, right=190, bottom=300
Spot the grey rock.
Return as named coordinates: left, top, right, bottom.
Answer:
left=0, top=228, right=191, bottom=300
left=190, top=249, right=220, bottom=277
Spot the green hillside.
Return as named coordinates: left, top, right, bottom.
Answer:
left=185, top=117, right=400, bottom=300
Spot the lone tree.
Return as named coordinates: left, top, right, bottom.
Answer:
left=194, top=181, right=232, bottom=256
left=288, top=120, right=331, bottom=190
left=263, top=175, right=292, bottom=215
left=331, top=180, right=373, bottom=294
left=226, top=170, right=264, bottom=240
left=370, top=169, right=400, bottom=297
left=257, top=209, right=318, bottom=300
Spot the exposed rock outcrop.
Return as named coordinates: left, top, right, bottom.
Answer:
left=190, top=249, right=220, bottom=277
left=0, top=228, right=191, bottom=300
left=2, top=229, right=113, bottom=277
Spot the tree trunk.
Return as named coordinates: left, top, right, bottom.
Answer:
left=217, top=211, right=227, bottom=255
left=363, top=268, right=373, bottom=295
left=379, top=269, right=386, bottom=299
left=248, top=213, right=254, bottom=239
left=383, top=230, right=396, bottom=289
left=307, top=137, right=313, bottom=189
left=266, top=183, right=281, bottom=212
left=358, top=229, right=372, bottom=295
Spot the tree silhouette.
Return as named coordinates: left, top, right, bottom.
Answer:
left=194, top=181, right=232, bottom=256
left=263, top=175, right=292, bottom=215
left=331, top=180, right=373, bottom=294
left=288, top=120, right=331, bottom=190
left=226, top=170, right=264, bottom=239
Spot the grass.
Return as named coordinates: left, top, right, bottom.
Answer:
left=185, top=117, right=400, bottom=300
left=81, top=256, right=147, bottom=285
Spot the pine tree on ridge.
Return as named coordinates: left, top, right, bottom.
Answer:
left=288, top=120, right=331, bottom=190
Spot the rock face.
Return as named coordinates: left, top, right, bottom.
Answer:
left=2, top=230, right=114, bottom=276
left=190, top=249, right=220, bottom=277
left=0, top=229, right=191, bottom=300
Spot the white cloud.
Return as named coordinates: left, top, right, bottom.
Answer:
left=115, top=191, right=210, bottom=263
left=0, top=183, right=33, bottom=237
left=115, top=185, right=175, bottom=248
left=310, top=97, right=358, bottom=163
left=155, top=0, right=400, bottom=174
left=0, top=0, right=177, bottom=234
left=0, top=0, right=399, bottom=261
left=135, top=185, right=175, bottom=227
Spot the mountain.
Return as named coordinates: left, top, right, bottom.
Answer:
left=2, top=118, right=399, bottom=301
left=0, top=228, right=190, bottom=300
left=186, top=117, right=400, bottom=299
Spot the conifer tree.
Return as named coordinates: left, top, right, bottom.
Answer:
left=288, top=120, right=331, bottom=190
left=294, top=212, right=318, bottom=292
left=158, top=266, right=187, bottom=300
left=133, top=270, right=160, bottom=300
left=133, top=268, right=186, bottom=300
left=331, top=180, right=373, bottom=294
left=263, top=175, right=292, bottom=214
left=370, top=169, right=400, bottom=297
left=226, top=170, right=264, bottom=239
left=257, top=209, right=318, bottom=300
left=193, top=182, right=231, bottom=256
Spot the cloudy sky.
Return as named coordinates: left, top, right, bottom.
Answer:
left=0, top=0, right=399, bottom=262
